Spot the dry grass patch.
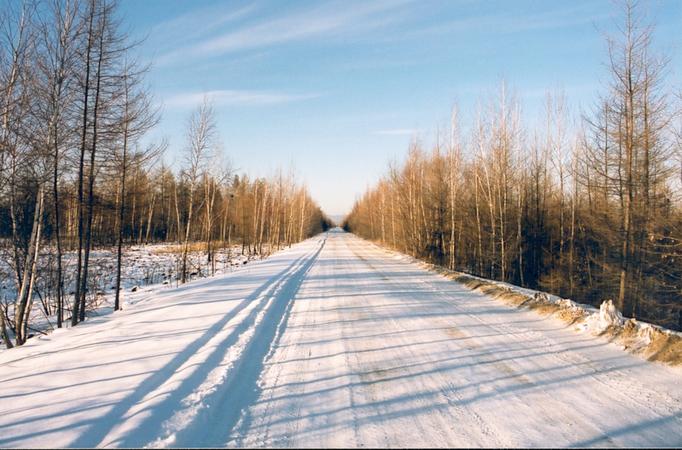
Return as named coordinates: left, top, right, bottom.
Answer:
left=525, top=301, right=562, bottom=316
left=500, top=290, right=534, bottom=307
left=642, top=328, right=682, bottom=365
left=152, top=242, right=209, bottom=254
left=151, top=241, right=241, bottom=255
left=611, top=320, right=682, bottom=366
left=556, top=306, right=588, bottom=325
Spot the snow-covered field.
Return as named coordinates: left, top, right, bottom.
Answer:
left=0, top=229, right=680, bottom=447
left=0, top=243, right=263, bottom=344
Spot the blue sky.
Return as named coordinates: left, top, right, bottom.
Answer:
left=120, top=0, right=682, bottom=216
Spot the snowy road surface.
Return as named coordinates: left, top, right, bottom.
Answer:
left=1, top=230, right=681, bottom=448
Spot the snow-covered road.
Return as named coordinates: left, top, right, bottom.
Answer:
left=1, top=230, right=681, bottom=447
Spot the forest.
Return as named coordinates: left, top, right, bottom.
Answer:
left=0, top=0, right=330, bottom=348
left=344, top=2, right=682, bottom=331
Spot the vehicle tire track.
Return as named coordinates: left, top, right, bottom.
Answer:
left=166, top=235, right=326, bottom=448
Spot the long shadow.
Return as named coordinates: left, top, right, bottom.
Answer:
left=67, top=249, right=312, bottom=448
left=311, top=301, right=448, bottom=312
left=276, top=326, right=459, bottom=348
left=130, top=271, right=298, bottom=316
left=569, top=412, right=682, bottom=447
left=0, top=353, right=174, bottom=421
left=265, top=336, right=612, bottom=397
left=167, top=237, right=326, bottom=448
left=132, top=311, right=235, bottom=326
left=294, top=291, right=444, bottom=301
left=111, top=244, right=323, bottom=447
left=275, top=336, right=467, bottom=366
left=0, top=328, right=203, bottom=370
left=284, top=307, right=520, bottom=330
left=0, top=267, right=306, bottom=367
left=246, top=353, right=648, bottom=440
left=0, top=369, right=153, bottom=402
left=275, top=323, right=591, bottom=369
left=304, top=270, right=433, bottom=282
left=0, top=402, right=119, bottom=446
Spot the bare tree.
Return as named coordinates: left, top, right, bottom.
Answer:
left=113, top=57, right=159, bottom=311
left=180, top=97, right=216, bottom=283
left=36, top=0, right=82, bottom=328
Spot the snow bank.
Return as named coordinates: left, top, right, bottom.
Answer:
left=448, top=273, right=682, bottom=366
left=586, top=299, right=624, bottom=332
left=451, top=274, right=681, bottom=366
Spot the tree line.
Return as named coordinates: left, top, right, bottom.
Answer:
left=0, top=0, right=330, bottom=348
left=344, top=1, right=682, bottom=331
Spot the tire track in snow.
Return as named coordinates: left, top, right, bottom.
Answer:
left=252, top=249, right=323, bottom=447
left=240, top=235, right=363, bottom=448
left=165, top=235, right=326, bottom=448
left=71, top=247, right=314, bottom=448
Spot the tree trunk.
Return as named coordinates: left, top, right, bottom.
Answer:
left=14, top=186, right=44, bottom=345
left=72, top=1, right=96, bottom=326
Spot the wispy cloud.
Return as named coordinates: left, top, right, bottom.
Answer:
left=412, top=4, right=610, bottom=38
left=373, top=128, right=421, bottom=136
left=149, top=4, right=258, bottom=46
left=156, top=0, right=414, bottom=66
left=163, top=89, right=320, bottom=109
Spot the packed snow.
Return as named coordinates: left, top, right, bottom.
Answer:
left=0, top=229, right=680, bottom=448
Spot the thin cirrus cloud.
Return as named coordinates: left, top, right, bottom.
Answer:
left=156, top=0, right=414, bottom=66
left=149, top=4, right=257, bottom=43
left=409, top=3, right=610, bottom=39
left=163, top=89, right=321, bottom=109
